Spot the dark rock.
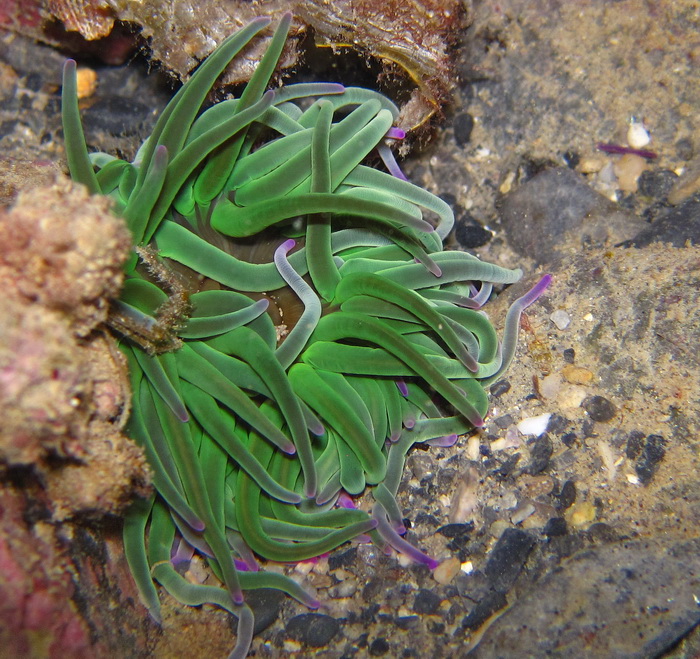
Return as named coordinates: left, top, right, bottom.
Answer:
left=637, top=169, right=678, bottom=200
left=437, top=522, right=475, bottom=539
left=525, top=434, right=553, bottom=474
left=625, top=430, right=646, bottom=460
left=394, top=615, right=420, bottom=630
left=555, top=480, right=577, bottom=511
left=562, top=348, right=575, bottom=363
left=246, top=589, right=285, bottom=635
left=499, top=167, right=643, bottom=265
left=561, top=432, right=578, bottom=448
left=453, top=112, right=475, bottom=147
left=675, top=137, right=694, bottom=161
left=493, top=453, right=520, bottom=479
left=469, top=538, right=700, bottom=658
left=562, top=150, right=580, bottom=169
left=286, top=613, right=340, bottom=647
left=635, top=434, right=666, bottom=485
left=493, top=414, right=514, bottom=429
left=369, top=637, right=390, bottom=655
left=428, top=621, right=445, bottom=634
left=581, top=419, right=597, bottom=437
left=328, top=546, right=358, bottom=571
left=484, top=528, right=536, bottom=593
left=543, top=517, right=568, bottom=538
left=414, top=512, right=440, bottom=527
left=455, top=213, right=492, bottom=248
left=546, top=414, right=569, bottom=434
left=582, top=395, right=617, bottom=422
left=461, top=591, right=508, bottom=631
left=413, top=588, right=442, bottom=615
left=489, top=380, right=510, bottom=397
left=82, top=96, right=153, bottom=138
left=623, top=194, right=700, bottom=247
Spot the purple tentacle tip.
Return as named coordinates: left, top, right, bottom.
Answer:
left=395, top=379, right=409, bottom=397
left=386, top=127, right=406, bottom=140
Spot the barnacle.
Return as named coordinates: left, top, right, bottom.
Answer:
left=62, top=14, right=549, bottom=657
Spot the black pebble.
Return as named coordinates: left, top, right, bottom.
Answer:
left=489, top=380, right=511, bottom=398
left=394, top=615, right=420, bottom=630
left=624, top=194, right=700, bottom=248
left=484, top=528, right=536, bottom=593
left=563, top=348, right=576, bottom=363
left=562, top=150, right=580, bottom=169
left=555, top=479, right=577, bottom=510
left=561, top=432, right=578, bottom=447
left=525, top=434, right=553, bottom=474
left=286, top=613, right=340, bottom=647
left=455, top=213, right=493, bottom=248
left=453, top=112, right=475, bottom=147
left=582, top=395, right=617, bottom=422
left=369, top=638, right=390, bottom=656
left=625, top=430, right=645, bottom=460
left=245, top=589, right=285, bottom=635
left=637, top=169, right=678, bottom=200
left=413, top=588, right=442, bottom=615
left=437, top=522, right=475, bottom=539
left=543, top=517, right=568, bottom=537
left=494, top=414, right=514, bottom=429
left=329, top=546, right=357, bottom=570
left=635, top=434, right=666, bottom=485
left=461, top=591, right=508, bottom=630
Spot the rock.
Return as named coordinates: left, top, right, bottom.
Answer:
left=413, top=589, right=442, bottom=615
left=468, top=537, right=700, bottom=659
left=624, top=194, right=700, bottom=247
left=483, top=528, right=536, bottom=594
left=498, top=167, right=644, bottom=265
left=582, top=395, right=617, bottom=422
left=286, top=613, right=341, bottom=647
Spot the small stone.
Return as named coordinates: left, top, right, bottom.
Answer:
left=462, top=591, right=508, bottom=630
left=562, top=348, right=576, bottom=363
left=627, top=121, right=650, bottom=149
left=455, top=213, right=492, bottom=248
left=567, top=501, right=596, bottom=528
left=635, top=434, right=666, bottom=485
left=329, top=546, right=358, bottom=570
left=511, top=502, right=536, bottom=525
left=369, top=638, right=391, bottom=656
left=637, top=169, right=678, bottom=200
left=525, top=434, right=553, bottom=475
left=577, top=156, right=606, bottom=174
left=453, top=112, right=475, bottom=147
left=518, top=474, right=555, bottom=498
left=614, top=153, right=647, bottom=193
left=562, top=365, right=594, bottom=385
left=437, top=522, right=474, bottom=539
left=550, top=309, right=571, bottom=330
left=559, top=385, right=588, bottom=409
left=413, top=588, right=442, bottom=615
left=75, top=67, right=98, bottom=99
left=543, top=517, right=568, bottom=537
left=555, top=480, right=577, bottom=510
left=490, top=380, right=511, bottom=397
left=539, top=373, right=561, bottom=399
left=484, top=528, right=536, bottom=593
left=517, top=413, right=551, bottom=436
left=582, top=395, right=617, bottom=422
left=433, top=557, right=461, bottom=585
left=286, top=613, right=340, bottom=647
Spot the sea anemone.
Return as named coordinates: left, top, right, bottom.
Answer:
left=62, top=14, right=549, bottom=658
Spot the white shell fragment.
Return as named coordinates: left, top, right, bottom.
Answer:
left=550, top=309, right=571, bottom=330
left=627, top=120, right=650, bottom=149
left=517, top=413, right=551, bottom=436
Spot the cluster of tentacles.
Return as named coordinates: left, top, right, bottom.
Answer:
left=62, top=14, right=548, bottom=659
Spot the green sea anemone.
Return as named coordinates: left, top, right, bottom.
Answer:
left=62, top=13, right=549, bottom=658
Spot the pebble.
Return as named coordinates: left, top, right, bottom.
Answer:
left=455, top=217, right=492, bottom=248
left=627, top=120, right=650, bottom=148
left=453, top=111, right=475, bottom=147
left=613, top=153, right=647, bottom=192
left=518, top=474, right=555, bottom=498
left=539, top=373, right=561, bottom=399
left=433, top=557, right=461, bottom=585
left=76, top=66, right=98, bottom=99
left=555, top=480, right=577, bottom=510
left=582, top=395, right=617, bottom=422
left=577, top=156, right=606, bottom=174
left=369, top=638, right=391, bottom=656
left=484, top=528, right=536, bottom=593
left=634, top=434, right=666, bottom=485
left=286, top=613, right=340, bottom=647
left=566, top=501, right=596, bottom=528
left=550, top=309, right=571, bottom=329
left=562, top=347, right=576, bottom=363
left=637, top=169, right=678, bottom=199
left=558, top=384, right=588, bottom=409
left=525, top=434, right=553, bottom=475
left=543, top=516, right=568, bottom=537
left=462, top=591, right=508, bottom=630
left=413, top=588, right=442, bottom=615
left=489, top=380, right=511, bottom=397
left=329, top=579, right=358, bottom=599
left=510, top=502, right=536, bottom=525
left=517, top=413, right=551, bottom=436
left=561, top=365, right=593, bottom=385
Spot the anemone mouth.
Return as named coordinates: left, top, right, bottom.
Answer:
left=62, top=14, right=547, bottom=659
